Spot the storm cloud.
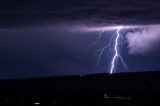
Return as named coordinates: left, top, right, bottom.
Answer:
left=1, top=0, right=160, bottom=28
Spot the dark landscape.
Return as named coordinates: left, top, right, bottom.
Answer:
left=0, top=71, right=160, bottom=106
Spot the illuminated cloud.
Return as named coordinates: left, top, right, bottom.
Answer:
left=126, top=25, right=160, bottom=55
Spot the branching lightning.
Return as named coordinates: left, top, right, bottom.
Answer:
left=93, top=26, right=128, bottom=74
left=110, top=26, right=128, bottom=74
left=73, top=24, right=151, bottom=74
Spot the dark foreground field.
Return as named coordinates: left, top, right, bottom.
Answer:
left=0, top=71, right=160, bottom=106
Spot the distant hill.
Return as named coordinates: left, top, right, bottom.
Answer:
left=0, top=71, right=160, bottom=91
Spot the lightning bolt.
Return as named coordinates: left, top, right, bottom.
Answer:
left=110, top=26, right=128, bottom=74
left=93, top=26, right=128, bottom=74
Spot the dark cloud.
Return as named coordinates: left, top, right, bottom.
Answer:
left=0, top=0, right=160, bottom=28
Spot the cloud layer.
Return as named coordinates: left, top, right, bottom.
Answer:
left=1, top=0, right=160, bottom=28
left=126, top=25, right=160, bottom=55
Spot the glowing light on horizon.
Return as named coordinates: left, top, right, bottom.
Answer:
left=33, top=102, right=41, bottom=105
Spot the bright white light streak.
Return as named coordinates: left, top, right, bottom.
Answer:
left=75, top=25, right=141, bottom=32
left=93, top=26, right=128, bottom=74
left=91, top=30, right=105, bottom=46
left=110, top=26, right=128, bottom=74
left=72, top=24, right=160, bottom=33
left=96, top=31, right=116, bottom=65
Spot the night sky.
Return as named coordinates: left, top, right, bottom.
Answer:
left=0, top=0, right=160, bottom=79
